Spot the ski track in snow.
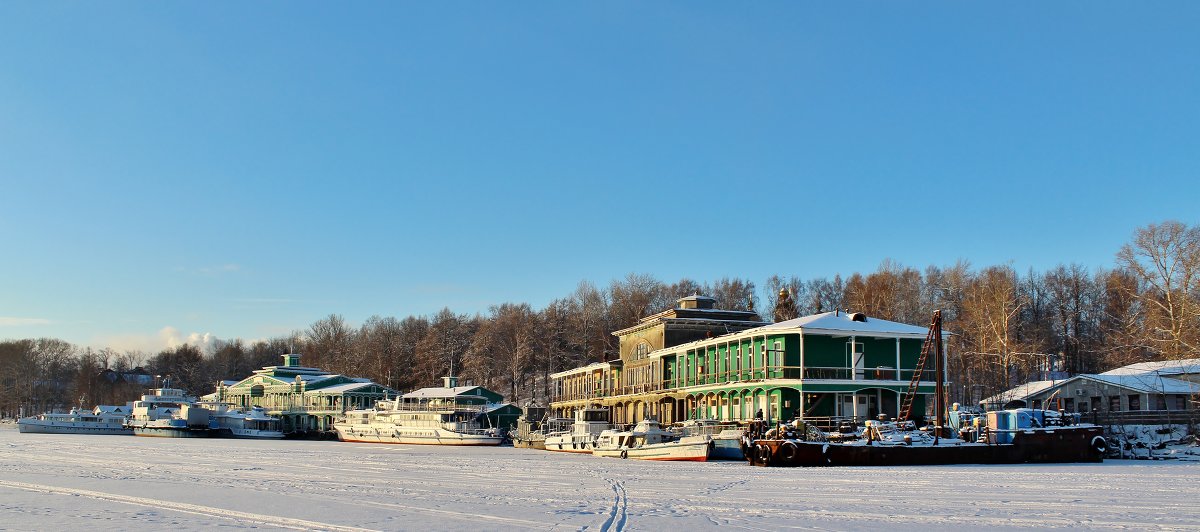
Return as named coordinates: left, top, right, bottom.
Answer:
left=2, top=427, right=1200, bottom=531
left=0, top=479, right=372, bottom=531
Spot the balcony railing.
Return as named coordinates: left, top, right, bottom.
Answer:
left=551, top=364, right=943, bottom=402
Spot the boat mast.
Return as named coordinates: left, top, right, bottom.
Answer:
left=933, top=310, right=945, bottom=445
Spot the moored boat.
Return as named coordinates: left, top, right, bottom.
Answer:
left=747, top=311, right=1106, bottom=467
left=204, top=404, right=285, bottom=439
left=334, top=398, right=503, bottom=446
left=593, top=418, right=712, bottom=461
left=544, top=406, right=610, bottom=453
left=126, top=386, right=215, bottom=438
left=674, top=419, right=744, bottom=460
left=512, top=406, right=570, bottom=449
left=17, top=405, right=133, bottom=435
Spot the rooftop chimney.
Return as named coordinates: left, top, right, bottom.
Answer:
left=678, top=295, right=716, bottom=310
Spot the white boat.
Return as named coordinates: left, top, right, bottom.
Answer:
left=204, top=404, right=285, bottom=439
left=593, top=418, right=713, bottom=462
left=544, top=406, right=610, bottom=453
left=334, top=398, right=503, bottom=446
left=126, top=386, right=215, bottom=438
left=17, top=405, right=133, bottom=435
left=674, top=419, right=744, bottom=460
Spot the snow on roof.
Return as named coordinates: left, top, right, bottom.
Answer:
left=989, top=374, right=1200, bottom=404
left=550, top=361, right=615, bottom=378
left=759, top=311, right=934, bottom=337
left=982, top=380, right=1058, bottom=404
left=1084, top=374, right=1200, bottom=394
left=483, top=403, right=516, bottom=413
left=1100, top=358, right=1200, bottom=376
left=309, top=381, right=381, bottom=394
left=402, top=386, right=485, bottom=399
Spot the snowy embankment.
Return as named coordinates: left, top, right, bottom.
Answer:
left=1, top=425, right=1198, bottom=531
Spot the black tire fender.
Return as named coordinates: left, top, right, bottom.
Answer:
left=780, top=441, right=799, bottom=463
left=621, top=449, right=629, bottom=459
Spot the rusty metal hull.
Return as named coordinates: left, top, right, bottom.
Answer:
left=748, top=426, right=1106, bottom=467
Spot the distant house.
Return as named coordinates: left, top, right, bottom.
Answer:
left=203, top=354, right=398, bottom=434
left=400, top=376, right=521, bottom=430
left=985, top=359, right=1200, bottom=423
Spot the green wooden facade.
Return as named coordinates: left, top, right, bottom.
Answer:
left=551, top=303, right=946, bottom=427
left=206, top=354, right=398, bottom=434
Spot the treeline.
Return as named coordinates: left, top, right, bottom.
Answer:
left=2, top=221, right=1196, bottom=416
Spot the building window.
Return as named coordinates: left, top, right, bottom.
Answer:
left=1156, top=395, right=1167, bottom=410
left=1176, top=395, right=1187, bottom=410
left=1109, top=396, right=1120, bottom=411
left=635, top=342, right=651, bottom=360
left=1128, top=395, right=1141, bottom=411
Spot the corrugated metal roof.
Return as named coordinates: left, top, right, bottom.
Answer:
left=758, top=311, right=934, bottom=337
left=1100, top=358, right=1200, bottom=376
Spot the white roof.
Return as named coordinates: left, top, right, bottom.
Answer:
left=990, top=374, right=1200, bottom=403
left=982, top=380, right=1058, bottom=404
left=550, top=361, right=614, bottom=378
left=1084, top=374, right=1200, bottom=394
left=1100, top=358, right=1200, bottom=376
left=310, top=381, right=380, bottom=394
left=402, top=386, right=485, bottom=399
left=759, top=311, right=934, bottom=338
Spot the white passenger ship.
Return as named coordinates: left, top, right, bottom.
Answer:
left=126, top=385, right=215, bottom=438
left=17, top=405, right=133, bottom=435
left=334, top=377, right=503, bottom=446
left=543, top=406, right=611, bottom=453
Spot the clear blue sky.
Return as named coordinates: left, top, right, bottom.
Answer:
left=2, top=3, right=1197, bottom=353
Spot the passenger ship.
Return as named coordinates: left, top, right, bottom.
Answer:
left=334, top=399, right=502, bottom=445
left=126, top=385, right=215, bottom=438
left=17, top=405, right=133, bottom=435
left=334, top=378, right=503, bottom=446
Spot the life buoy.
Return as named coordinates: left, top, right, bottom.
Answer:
left=780, top=441, right=799, bottom=464
left=1091, top=436, right=1108, bottom=456
left=620, top=449, right=629, bottom=459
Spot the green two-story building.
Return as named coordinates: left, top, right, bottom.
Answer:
left=551, top=296, right=947, bottom=426
left=206, top=354, right=398, bottom=434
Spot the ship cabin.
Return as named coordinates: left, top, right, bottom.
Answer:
left=551, top=296, right=948, bottom=429
left=399, top=376, right=522, bottom=430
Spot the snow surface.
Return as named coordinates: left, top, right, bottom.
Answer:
left=1, top=424, right=1198, bottom=531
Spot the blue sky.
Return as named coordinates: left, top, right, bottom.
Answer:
left=2, top=3, right=1197, bottom=353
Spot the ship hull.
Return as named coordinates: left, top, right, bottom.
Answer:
left=334, top=425, right=502, bottom=446
left=17, top=422, right=131, bottom=436
left=749, top=426, right=1106, bottom=467
left=593, top=440, right=712, bottom=462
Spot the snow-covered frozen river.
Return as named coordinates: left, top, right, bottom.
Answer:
left=1, top=424, right=1197, bottom=531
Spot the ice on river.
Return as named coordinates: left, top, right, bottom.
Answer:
left=1, top=424, right=1198, bottom=531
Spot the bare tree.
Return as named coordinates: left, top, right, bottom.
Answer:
left=1115, top=220, right=1200, bottom=359
left=306, top=314, right=357, bottom=374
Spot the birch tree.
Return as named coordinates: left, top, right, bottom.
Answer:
left=1115, top=220, right=1200, bottom=359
